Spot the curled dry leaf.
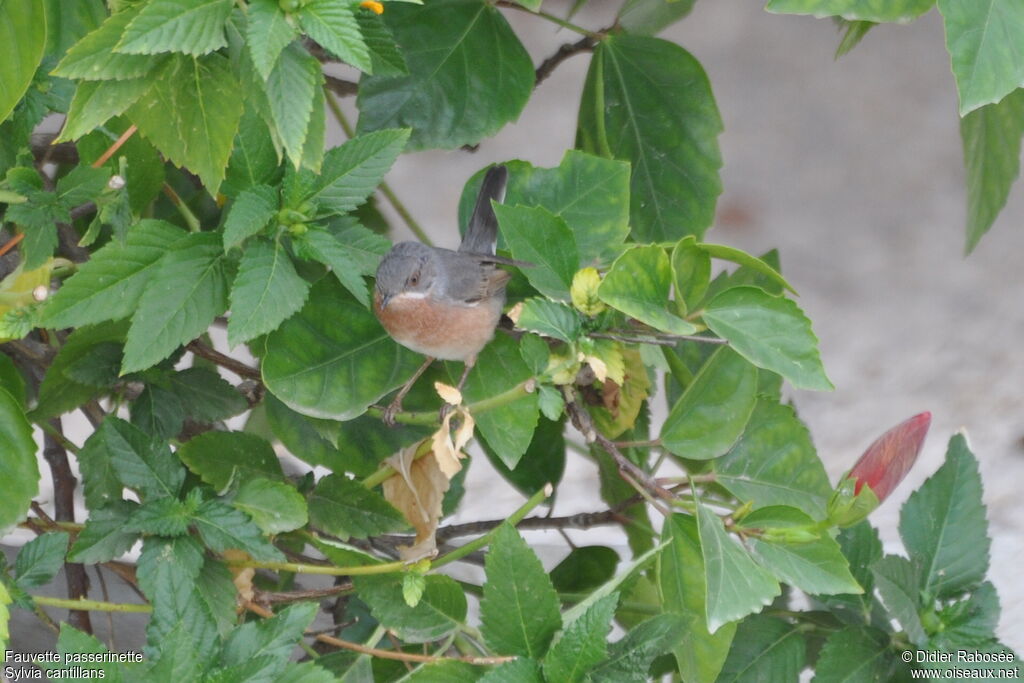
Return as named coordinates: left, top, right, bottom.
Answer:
left=507, top=301, right=523, bottom=325
left=222, top=548, right=254, bottom=609
left=434, top=381, right=463, bottom=406
left=383, top=445, right=451, bottom=563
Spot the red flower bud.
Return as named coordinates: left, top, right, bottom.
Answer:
left=847, top=411, right=931, bottom=502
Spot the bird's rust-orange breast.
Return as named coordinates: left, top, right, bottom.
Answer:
left=374, top=291, right=501, bottom=362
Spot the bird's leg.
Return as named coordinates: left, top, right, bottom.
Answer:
left=383, top=357, right=434, bottom=427
left=439, top=354, right=477, bottom=424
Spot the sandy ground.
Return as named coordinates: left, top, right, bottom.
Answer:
left=8, top=0, right=1023, bottom=665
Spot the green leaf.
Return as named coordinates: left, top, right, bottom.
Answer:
left=480, top=524, right=562, bottom=658
left=357, top=0, right=533, bottom=150
left=298, top=128, right=410, bottom=217
left=813, top=626, right=905, bottom=682
left=486, top=416, right=565, bottom=499
left=476, top=659, right=541, bottom=683
left=166, top=367, right=248, bottom=423
left=716, top=615, right=806, bottom=683
left=124, top=495, right=197, bottom=536
left=821, top=521, right=884, bottom=626
left=697, top=242, right=796, bottom=295
left=835, top=19, right=876, bottom=58
left=195, top=558, right=237, bottom=637
left=536, top=385, right=564, bottom=422
left=0, top=386, right=38, bottom=529
left=715, top=399, right=833, bottom=519
left=227, top=238, right=310, bottom=346
left=298, top=0, right=370, bottom=72
left=765, top=0, right=933, bottom=22
left=264, top=393, right=369, bottom=473
left=898, top=432, right=990, bottom=599
left=5, top=192, right=66, bottom=269
left=53, top=6, right=163, bottom=80
left=193, top=497, right=284, bottom=560
left=74, top=406, right=132, bottom=503
left=0, top=354, right=25, bottom=406
left=255, top=41, right=322, bottom=169
left=43, top=624, right=125, bottom=682
left=328, top=217, right=391, bottom=273
left=577, top=34, right=722, bottom=242
left=356, top=11, right=408, bottom=78
left=598, top=245, right=697, bottom=335
left=671, top=236, right=710, bottom=315
left=660, top=346, right=757, bottom=459
left=223, top=109, right=283, bottom=199
left=618, top=0, right=696, bottom=35
left=937, top=0, right=1024, bottom=115
left=308, top=473, right=406, bottom=539
left=588, top=613, right=687, bottom=682
left=122, top=232, right=231, bottom=374
left=15, top=531, right=68, bottom=589
left=355, top=574, right=467, bottom=644
left=42, top=0, right=106, bottom=59
left=130, top=383, right=185, bottom=439
left=960, top=89, right=1024, bottom=252
left=542, top=593, right=617, bottom=683
left=871, top=554, right=927, bottom=645
left=702, top=286, right=832, bottom=391
left=67, top=501, right=139, bottom=564
left=295, top=228, right=371, bottom=307
left=246, top=0, right=296, bottom=80
left=177, top=430, right=283, bottom=491
left=0, top=0, right=46, bottom=123
left=549, top=546, right=618, bottom=594
left=101, top=417, right=185, bottom=499
left=454, top=333, right=539, bottom=470
left=932, top=582, right=1000, bottom=649
left=738, top=506, right=862, bottom=596
left=658, top=513, right=736, bottom=683
left=562, top=540, right=669, bottom=625
left=128, top=53, right=243, bottom=194
left=116, top=0, right=232, bottom=56
left=493, top=204, right=578, bottom=300
left=220, top=602, right=318, bottom=671
left=515, top=298, right=582, bottom=343
left=57, top=78, right=150, bottom=142
left=231, top=477, right=308, bottom=535
left=222, top=184, right=278, bottom=250
left=262, top=276, right=423, bottom=419
left=697, top=501, right=780, bottom=632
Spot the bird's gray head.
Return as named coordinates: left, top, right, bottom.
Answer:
left=374, top=241, right=439, bottom=309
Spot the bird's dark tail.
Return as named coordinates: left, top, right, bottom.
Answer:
left=460, top=164, right=507, bottom=256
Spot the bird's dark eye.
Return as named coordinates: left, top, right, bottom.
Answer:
left=408, top=273, right=419, bottom=287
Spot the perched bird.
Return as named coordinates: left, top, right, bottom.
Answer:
left=374, top=165, right=515, bottom=425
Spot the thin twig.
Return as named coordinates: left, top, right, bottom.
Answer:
left=0, top=232, right=24, bottom=258
left=324, top=74, right=358, bottom=98
left=91, top=125, right=137, bottom=168
left=254, top=583, right=354, bottom=605
left=186, top=340, right=261, bottom=380
left=535, top=35, right=597, bottom=86
left=590, top=331, right=729, bottom=346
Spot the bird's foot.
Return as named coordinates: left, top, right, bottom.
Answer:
left=382, top=398, right=404, bottom=428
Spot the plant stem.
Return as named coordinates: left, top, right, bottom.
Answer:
left=226, top=558, right=408, bottom=576
left=323, top=88, right=434, bottom=245
left=432, top=483, right=553, bottom=568
left=33, top=596, right=151, bottom=613
left=91, top=124, right=137, bottom=168
left=161, top=183, right=201, bottom=232
left=496, top=1, right=597, bottom=37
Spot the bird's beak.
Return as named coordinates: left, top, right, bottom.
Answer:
left=378, top=293, right=392, bottom=310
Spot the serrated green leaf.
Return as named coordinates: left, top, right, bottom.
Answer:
left=598, top=245, right=697, bottom=335
left=295, top=227, right=371, bottom=307
left=0, top=386, right=38, bottom=529
left=515, top=298, right=582, bottom=342
left=257, top=41, right=322, bottom=169
left=812, top=626, right=904, bottom=682
left=536, top=385, right=564, bottom=422
left=702, top=286, right=832, bottom=391
left=659, top=514, right=735, bottom=683
left=75, top=419, right=129, bottom=507
left=177, top=430, right=283, bottom=491
left=549, top=546, right=618, bottom=594
left=56, top=164, right=110, bottom=207
left=765, top=0, right=933, bottom=22
left=67, top=501, right=140, bottom=564
left=453, top=333, right=538, bottom=470
left=246, top=0, right=295, bottom=80
left=262, top=276, right=423, bottom=419
left=44, top=624, right=125, bottom=683
left=960, top=88, right=1024, bottom=252
left=402, top=572, right=426, bottom=608
left=298, top=128, right=409, bottom=217
left=308, top=473, right=406, bottom=539
left=15, top=531, right=68, bottom=589
left=57, top=78, right=150, bottom=142
left=222, top=184, right=279, bottom=250
left=739, top=506, right=863, bottom=596
left=233, top=477, right=308, bottom=534
left=618, top=0, right=696, bottom=35
left=715, top=399, right=833, bottom=519
left=166, top=367, right=248, bottom=423
left=264, top=393, right=370, bottom=473
left=355, top=574, right=467, bottom=644
left=42, top=0, right=106, bottom=59
left=43, top=220, right=183, bottom=326
left=542, top=593, right=616, bottom=683
left=660, top=346, right=757, bottom=459
left=484, top=415, right=565, bottom=498
left=0, top=354, right=26, bottom=406
left=116, top=0, right=232, bottom=56
left=53, top=6, right=164, bottom=80
left=493, top=204, right=577, bottom=300
left=899, top=433, right=990, bottom=600
left=577, top=35, right=722, bottom=242
left=932, top=582, right=1000, bottom=649
left=697, top=502, right=780, bottom=632
left=122, top=232, right=231, bottom=373
left=0, top=0, right=46, bottom=123
left=5, top=192, right=66, bottom=269
left=195, top=558, right=237, bottom=637
left=820, top=521, right=884, bottom=626
left=589, top=613, right=687, bottom=682
left=227, top=238, right=310, bottom=346
left=33, top=323, right=129, bottom=421
left=480, top=524, right=561, bottom=658
left=356, top=11, right=407, bottom=77
left=357, top=0, right=533, bottom=150
left=124, top=495, right=196, bottom=536
left=130, top=382, right=185, bottom=439
left=193, top=498, right=284, bottom=560
left=220, top=602, right=317, bottom=670
left=223, top=108, right=283, bottom=198
left=128, top=53, right=243, bottom=194
left=716, top=615, right=806, bottom=683
left=101, top=417, right=185, bottom=499
left=871, top=554, right=927, bottom=645
left=299, top=0, right=370, bottom=72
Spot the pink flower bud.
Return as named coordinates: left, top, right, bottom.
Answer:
left=847, top=412, right=931, bottom=502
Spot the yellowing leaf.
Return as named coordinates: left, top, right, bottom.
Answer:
left=383, top=445, right=449, bottom=563
left=434, top=381, right=463, bottom=406
left=222, top=548, right=254, bottom=609
left=591, top=346, right=650, bottom=439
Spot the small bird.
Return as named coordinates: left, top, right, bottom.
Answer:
left=374, top=165, right=515, bottom=425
